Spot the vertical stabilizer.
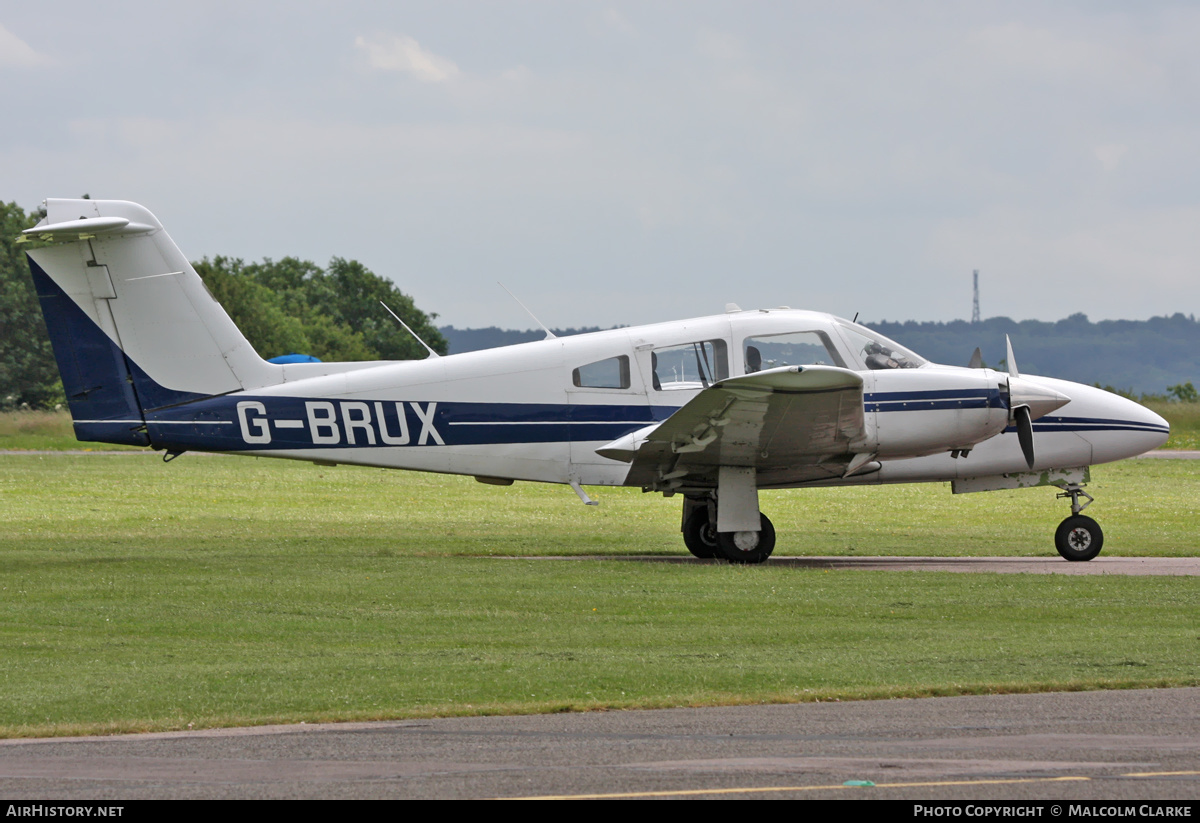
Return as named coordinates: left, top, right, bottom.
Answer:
left=24, top=199, right=281, bottom=443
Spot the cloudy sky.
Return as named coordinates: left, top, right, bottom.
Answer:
left=3, top=2, right=1198, bottom=329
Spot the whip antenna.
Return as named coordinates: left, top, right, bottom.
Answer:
left=499, top=282, right=556, bottom=340
left=379, top=301, right=440, bottom=358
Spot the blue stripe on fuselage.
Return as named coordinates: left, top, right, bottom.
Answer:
left=865, top=388, right=1005, bottom=413
left=1006, top=415, right=1170, bottom=435
left=146, top=396, right=674, bottom=452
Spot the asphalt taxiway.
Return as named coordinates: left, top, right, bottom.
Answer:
left=512, top=555, right=1200, bottom=575
left=2, top=689, right=1197, bottom=800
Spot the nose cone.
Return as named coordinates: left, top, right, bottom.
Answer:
left=1008, top=376, right=1071, bottom=420
left=1110, top=396, right=1171, bottom=456
left=1071, top=384, right=1171, bottom=463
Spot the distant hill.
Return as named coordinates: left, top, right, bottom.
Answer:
left=439, top=325, right=619, bottom=353
left=869, top=313, right=1198, bottom=396
left=441, top=312, right=1199, bottom=396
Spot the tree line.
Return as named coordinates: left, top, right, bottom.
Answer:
left=441, top=313, right=1199, bottom=399
left=867, top=314, right=1199, bottom=398
left=0, top=200, right=445, bottom=409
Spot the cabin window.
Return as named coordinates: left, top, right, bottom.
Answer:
left=743, top=331, right=845, bottom=373
left=652, top=340, right=728, bottom=390
left=572, top=355, right=631, bottom=389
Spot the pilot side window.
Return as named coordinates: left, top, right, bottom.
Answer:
left=652, top=340, right=728, bottom=390
left=743, top=331, right=845, bottom=373
left=572, top=355, right=631, bottom=389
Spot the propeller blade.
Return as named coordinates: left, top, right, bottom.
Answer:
left=1015, top=405, right=1035, bottom=469
left=1005, top=334, right=1019, bottom=378
left=968, top=347, right=983, bottom=369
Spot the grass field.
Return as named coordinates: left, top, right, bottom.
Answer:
left=1144, top=400, right=1200, bottom=450
left=0, top=411, right=139, bottom=452
left=1, top=453, right=1197, bottom=738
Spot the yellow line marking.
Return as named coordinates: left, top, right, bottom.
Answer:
left=1121, top=770, right=1200, bottom=777
left=503, top=775, right=1089, bottom=800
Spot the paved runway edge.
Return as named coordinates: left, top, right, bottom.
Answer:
left=497, top=555, right=1200, bottom=575
left=2, top=688, right=1197, bottom=800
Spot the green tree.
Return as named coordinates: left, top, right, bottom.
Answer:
left=1167, top=381, right=1198, bottom=403
left=324, top=257, right=446, bottom=359
left=195, top=257, right=376, bottom=362
left=0, top=202, right=63, bottom=408
left=194, top=255, right=445, bottom=361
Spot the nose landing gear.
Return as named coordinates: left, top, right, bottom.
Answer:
left=1054, top=484, right=1103, bottom=561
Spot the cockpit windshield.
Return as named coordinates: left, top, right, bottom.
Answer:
left=835, top=321, right=927, bottom=370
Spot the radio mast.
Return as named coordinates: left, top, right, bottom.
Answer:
left=972, top=270, right=981, bottom=324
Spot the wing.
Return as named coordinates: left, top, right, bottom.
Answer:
left=597, top=365, right=871, bottom=491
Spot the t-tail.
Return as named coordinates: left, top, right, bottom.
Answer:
left=23, top=198, right=283, bottom=446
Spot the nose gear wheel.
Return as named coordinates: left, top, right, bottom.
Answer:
left=1055, top=514, right=1103, bottom=561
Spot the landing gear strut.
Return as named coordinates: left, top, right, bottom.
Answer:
left=1054, top=484, right=1103, bottom=561
left=680, top=496, right=775, bottom=564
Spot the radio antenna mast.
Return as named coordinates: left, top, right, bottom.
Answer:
left=379, top=300, right=440, bottom=358
left=498, top=282, right=556, bottom=339
left=972, top=270, right=981, bottom=324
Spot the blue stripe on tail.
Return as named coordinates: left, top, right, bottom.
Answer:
left=28, top=255, right=205, bottom=446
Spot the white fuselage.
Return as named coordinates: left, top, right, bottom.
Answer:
left=144, top=310, right=1167, bottom=490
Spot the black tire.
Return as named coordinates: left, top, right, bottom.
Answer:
left=716, top=513, right=776, bottom=565
left=682, top=508, right=720, bottom=558
left=1055, top=514, right=1103, bottom=561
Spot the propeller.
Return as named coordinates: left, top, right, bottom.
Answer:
left=1002, top=335, right=1070, bottom=470
left=1014, top=405, right=1035, bottom=469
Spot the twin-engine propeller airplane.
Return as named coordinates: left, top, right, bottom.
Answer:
left=22, top=199, right=1169, bottom=563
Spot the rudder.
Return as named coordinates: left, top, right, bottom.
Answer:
left=23, top=199, right=280, bottom=444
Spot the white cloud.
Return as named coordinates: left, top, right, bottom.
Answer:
left=0, top=24, right=51, bottom=68
left=354, top=34, right=460, bottom=83
left=695, top=28, right=744, bottom=63
left=600, top=8, right=638, bottom=38
left=1095, top=144, right=1128, bottom=172
left=964, top=22, right=1162, bottom=93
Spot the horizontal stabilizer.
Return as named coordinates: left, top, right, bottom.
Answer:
left=21, top=215, right=156, bottom=240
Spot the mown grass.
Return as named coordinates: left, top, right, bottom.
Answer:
left=0, top=454, right=1197, bottom=737
left=1144, top=400, right=1200, bottom=450
left=3, top=454, right=1195, bottom=557
left=0, top=411, right=139, bottom=452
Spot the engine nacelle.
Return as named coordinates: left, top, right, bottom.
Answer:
left=868, top=368, right=1013, bottom=458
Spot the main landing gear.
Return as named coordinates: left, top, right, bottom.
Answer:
left=681, top=496, right=776, bottom=564
left=1054, top=484, right=1103, bottom=561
